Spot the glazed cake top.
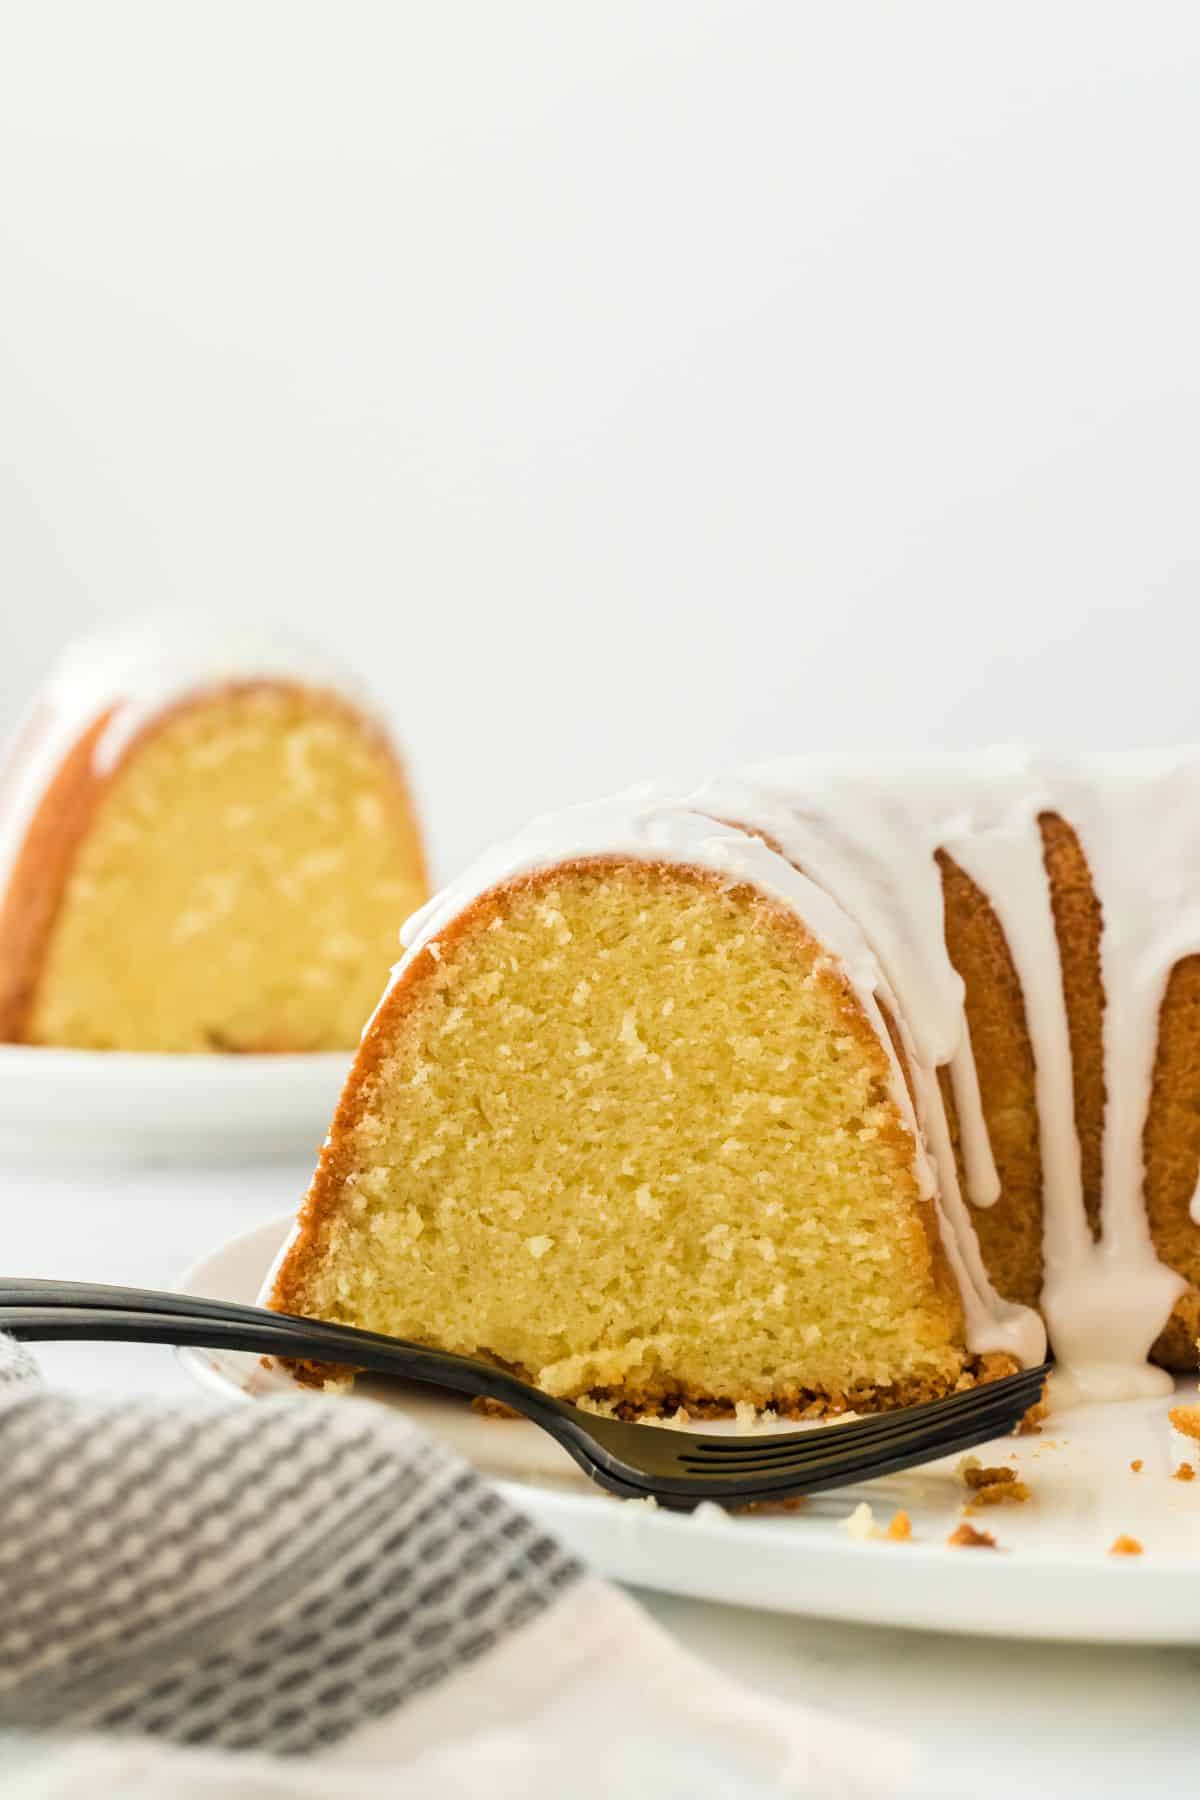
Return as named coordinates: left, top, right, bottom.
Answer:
left=384, top=751, right=1200, bottom=1400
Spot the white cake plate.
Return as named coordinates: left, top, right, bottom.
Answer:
left=179, top=1214, right=1200, bottom=1644
left=0, top=1045, right=351, bottom=1165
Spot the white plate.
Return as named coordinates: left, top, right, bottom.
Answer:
left=180, top=1215, right=1200, bottom=1644
left=0, top=1045, right=351, bottom=1164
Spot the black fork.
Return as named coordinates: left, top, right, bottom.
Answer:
left=0, top=1279, right=1049, bottom=1511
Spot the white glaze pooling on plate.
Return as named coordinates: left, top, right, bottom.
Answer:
left=704, top=752, right=1200, bottom=1400
left=0, top=611, right=376, bottom=906
left=386, top=786, right=1044, bottom=1369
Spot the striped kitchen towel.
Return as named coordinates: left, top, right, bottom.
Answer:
left=0, top=1336, right=907, bottom=1798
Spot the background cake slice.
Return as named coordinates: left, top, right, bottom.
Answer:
left=0, top=614, right=428, bottom=1053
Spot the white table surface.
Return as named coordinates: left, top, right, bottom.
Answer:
left=6, top=1157, right=1199, bottom=1797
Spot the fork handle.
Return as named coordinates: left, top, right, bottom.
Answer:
left=0, top=1293, right=564, bottom=1430
left=0, top=1276, right=313, bottom=1328
left=0, top=1276, right=501, bottom=1382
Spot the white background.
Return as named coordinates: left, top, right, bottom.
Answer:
left=3, top=3, right=1200, bottom=882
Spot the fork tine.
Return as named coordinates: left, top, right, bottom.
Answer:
left=644, top=1381, right=1042, bottom=1494
left=681, top=1377, right=1042, bottom=1453
left=733, top=1417, right=1039, bottom=1502
left=674, top=1408, right=1034, bottom=1476
left=673, top=1407, right=1037, bottom=1477
left=672, top=1368, right=1048, bottom=1468
left=643, top=1403, right=1040, bottom=1503
left=605, top=1410, right=1039, bottom=1505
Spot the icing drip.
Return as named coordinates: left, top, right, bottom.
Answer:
left=947, top=1037, right=1002, bottom=1209
left=942, top=794, right=1161, bottom=1399
left=731, top=751, right=1194, bottom=1402
left=1043, top=759, right=1195, bottom=1398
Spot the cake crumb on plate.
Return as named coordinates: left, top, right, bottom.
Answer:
left=842, top=1502, right=878, bottom=1541
left=959, top=1462, right=1030, bottom=1508
left=1169, top=1405, right=1200, bottom=1443
left=967, top=1479, right=1032, bottom=1510
left=947, top=1521, right=997, bottom=1550
left=961, top=1458, right=1011, bottom=1489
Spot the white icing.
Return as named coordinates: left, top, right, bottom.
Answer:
left=707, top=751, right=1194, bottom=1400
left=386, top=785, right=1045, bottom=1371
left=0, top=611, right=376, bottom=907
left=947, top=1037, right=1002, bottom=1209
left=385, top=750, right=1200, bottom=1400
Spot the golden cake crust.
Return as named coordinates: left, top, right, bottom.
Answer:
left=0, top=706, right=114, bottom=1042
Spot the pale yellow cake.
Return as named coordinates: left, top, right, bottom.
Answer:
left=0, top=620, right=428, bottom=1053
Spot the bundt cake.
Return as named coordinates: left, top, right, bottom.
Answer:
left=268, top=754, right=1200, bottom=1411
left=0, top=615, right=428, bottom=1053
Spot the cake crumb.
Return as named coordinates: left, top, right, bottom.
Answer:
left=842, top=1502, right=878, bottom=1541
left=648, top=1404, right=694, bottom=1431
left=1169, top=1405, right=1200, bottom=1444
left=1014, top=1380, right=1049, bottom=1436
left=733, top=1400, right=779, bottom=1431
left=967, top=1479, right=1032, bottom=1510
left=735, top=1494, right=809, bottom=1516
left=885, top=1508, right=912, bottom=1542
left=691, top=1500, right=734, bottom=1525
left=947, top=1521, right=997, bottom=1550
left=959, top=1461, right=1029, bottom=1507
left=1109, top=1534, right=1143, bottom=1557
left=1174, top=1461, right=1195, bottom=1483
left=471, top=1395, right=523, bottom=1419
left=961, top=1462, right=1017, bottom=1491
left=1130, top=1459, right=1143, bottom=1473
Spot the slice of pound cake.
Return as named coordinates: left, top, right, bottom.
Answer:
left=0, top=614, right=428, bottom=1053
left=268, top=795, right=1041, bottom=1415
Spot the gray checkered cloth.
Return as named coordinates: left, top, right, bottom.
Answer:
left=0, top=1336, right=578, bottom=1754
left=0, top=1336, right=906, bottom=1798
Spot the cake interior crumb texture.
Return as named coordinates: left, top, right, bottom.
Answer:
left=277, top=862, right=997, bottom=1412
left=26, top=686, right=426, bottom=1052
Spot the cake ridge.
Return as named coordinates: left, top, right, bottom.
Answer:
left=701, top=752, right=1200, bottom=1399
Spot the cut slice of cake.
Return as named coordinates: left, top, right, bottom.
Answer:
left=268, top=798, right=1039, bottom=1414
left=0, top=615, right=428, bottom=1053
